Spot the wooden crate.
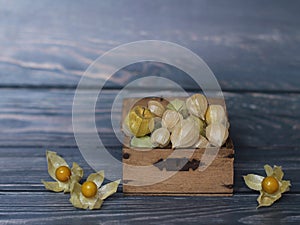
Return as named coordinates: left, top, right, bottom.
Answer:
left=122, top=97, right=234, bottom=196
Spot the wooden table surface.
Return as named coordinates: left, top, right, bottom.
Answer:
left=1, top=1, right=299, bottom=224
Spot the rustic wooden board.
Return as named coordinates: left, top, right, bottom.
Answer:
left=0, top=146, right=298, bottom=193
left=0, top=0, right=300, bottom=91
left=1, top=192, right=300, bottom=225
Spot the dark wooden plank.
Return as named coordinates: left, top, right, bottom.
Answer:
left=0, top=0, right=299, bottom=91
left=0, top=146, right=298, bottom=193
left=0, top=89, right=299, bottom=148
left=0, top=192, right=299, bottom=225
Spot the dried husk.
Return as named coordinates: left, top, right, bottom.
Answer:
left=86, top=170, right=104, bottom=187
left=151, top=127, right=170, bottom=148
left=257, top=190, right=282, bottom=208
left=264, top=164, right=273, bottom=177
left=130, top=136, right=153, bottom=148
left=271, top=165, right=284, bottom=181
left=205, top=123, right=228, bottom=147
left=186, top=115, right=206, bottom=137
left=42, top=181, right=65, bottom=192
left=171, top=119, right=199, bottom=148
left=186, top=94, right=208, bottom=119
left=71, top=162, right=84, bottom=183
left=99, top=179, right=121, bottom=200
left=161, top=109, right=183, bottom=132
left=280, top=180, right=291, bottom=193
left=167, top=99, right=184, bottom=111
left=243, top=174, right=264, bottom=191
left=148, top=100, right=165, bottom=117
left=205, top=104, right=229, bottom=128
left=152, top=117, right=162, bottom=131
left=128, top=106, right=154, bottom=137
left=167, top=99, right=189, bottom=118
left=194, top=135, right=210, bottom=148
left=122, top=113, right=133, bottom=137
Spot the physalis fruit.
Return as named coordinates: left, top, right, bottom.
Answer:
left=42, top=151, right=83, bottom=193
left=243, top=164, right=291, bottom=208
left=70, top=170, right=120, bottom=210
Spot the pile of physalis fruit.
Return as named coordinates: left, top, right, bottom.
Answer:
left=122, top=93, right=229, bottom=149
left=42, top=151, right=120, bottom=210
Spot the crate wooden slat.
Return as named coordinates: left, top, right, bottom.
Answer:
left=122, top=97, right=234, bottom=196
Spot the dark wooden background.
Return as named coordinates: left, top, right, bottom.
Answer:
left=0, top=0, right=299, bottom=224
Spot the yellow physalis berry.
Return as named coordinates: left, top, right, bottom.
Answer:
left=81, top=181, right=97, bottom=198
left=55, top=166, right=71, bottom=182
left=243, top=164, right=291, bottom=208
left=262, top=176, right=279, bottom=194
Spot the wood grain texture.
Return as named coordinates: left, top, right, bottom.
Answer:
left=123, top=147, right=234, bottom=195
left=0, top=0, right=299, bottom=91
left=0, top=88, right=298, bottom=224
left=0, top=192, right=300, bottom=225
left=0, top=89, right=299, bottom=148
left=0, top=146, right=297, bottom=193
